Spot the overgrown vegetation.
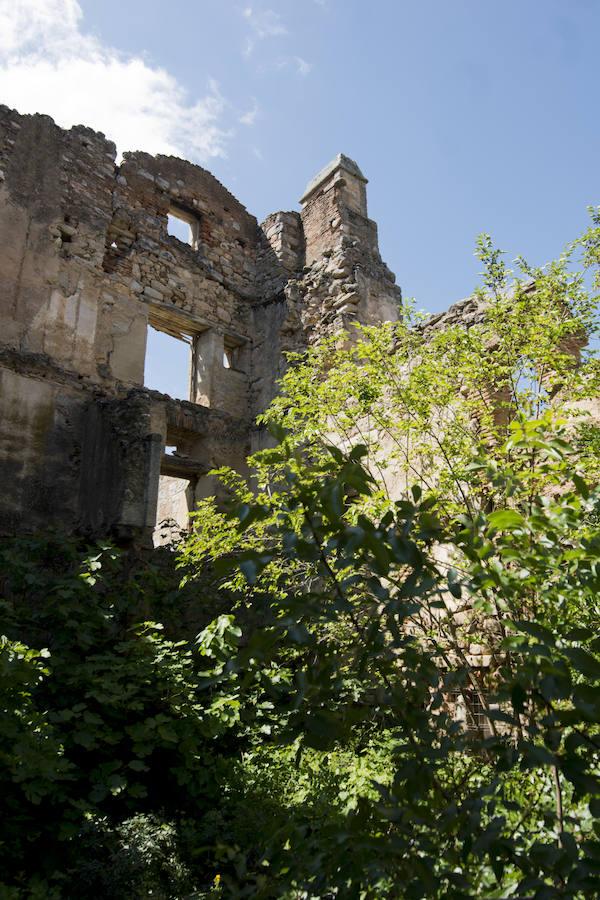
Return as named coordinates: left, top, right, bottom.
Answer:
left=2, top=211, right=600, bottom=898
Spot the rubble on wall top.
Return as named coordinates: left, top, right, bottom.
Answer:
left=419, top=295, right=487, bottom=332
left=0, top=104, right=117, bottom=157
left=300, top=153, right=367, bottom=205
left=121, top=150, right=254, bottom=219
left=417, top=279, right=537, bottom=335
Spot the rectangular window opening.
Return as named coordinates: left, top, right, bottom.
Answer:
left=167, top=205, right=200, bottom=251
left=223, top=337, right=247, bottom=373
left=144, top=324, right=191, bottom=401
left=153, top=474, right=194, bottom=547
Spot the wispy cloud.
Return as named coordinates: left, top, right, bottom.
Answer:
left=242, top=5, right=288, bottom=57
left=294, top=56, right=313, bottom=77
left=239, top=5, right=313, bottom=78
left=0, top=0, right=231, bottom=160
left=239, top=98, right=260, bottom=126
left=272, top=55, right=313, bottom=78
left=243, top=6, right=288, bottom=40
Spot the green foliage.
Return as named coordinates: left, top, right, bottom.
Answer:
left=0, top=536, right=233, bottom=895
left=177, top=420, right=600, bottom=898
left=170, top=217, right=600, bottom=896
left=2, top=219, right=600, bottom=897
left=61, top=813, right=194, bottom=899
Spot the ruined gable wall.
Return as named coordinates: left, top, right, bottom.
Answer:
left=99, top=150, right=267, bottom=418
left=0, top=107, right=403, bottom=542
left=105, top=152, right=260, bottom=341
left=0, top=107, right=262, bottom=540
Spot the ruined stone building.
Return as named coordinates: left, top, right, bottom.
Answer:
left=0, top=106, right=401, bottom=545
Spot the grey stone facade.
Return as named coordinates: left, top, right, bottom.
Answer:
left=0, top=107, right=401, bottom=544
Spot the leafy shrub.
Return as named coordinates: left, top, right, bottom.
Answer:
left=179, top=424, right=600, bottom=897
left=0, top=537, right=230, bottom=894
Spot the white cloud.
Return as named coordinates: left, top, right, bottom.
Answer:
left=243, top=6, right=287, bottom=40
left=272, top=56, right=313, bottom=78
left=239, top=99, right=259, bottom=126
left=242, top=5, right=287, bottom=56
left=0, top=0, right=79, bottom=54
left=240, top=6, right=313, bottom=77
left=294, top=57, right=313, bottom=77
left=0, top=0, right=230, bottom=161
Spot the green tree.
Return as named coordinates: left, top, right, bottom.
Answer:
left=180, top=424, right=600, bottom=898
left=174, top=213, right=600, bottom=897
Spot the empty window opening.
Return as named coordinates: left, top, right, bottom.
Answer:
left=164, top=444, right=177, bottom=454
left=167, top=205, right=200, bottom=250
left=153, top=475, right=194, bottom=547
left=144, top=325, right=191, bottom=401
left=223, top=338, right=247, bottom=372
left=167, top=213, right=192, bottom=245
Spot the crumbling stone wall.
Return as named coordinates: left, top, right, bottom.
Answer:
left=0, top=107, right=401, bottom=544
left=249, top=155, right=402, bottom=423
left=4, top=105, right=589, bottom=549
left=297, top=154, right=400, bottom=336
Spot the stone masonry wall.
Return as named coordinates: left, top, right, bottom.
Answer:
left=0, top=106, right=402, bottom=543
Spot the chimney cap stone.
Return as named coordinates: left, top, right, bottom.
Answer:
left=300, top=153, right=367, bottom=205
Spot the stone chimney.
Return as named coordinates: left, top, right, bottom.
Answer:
left=301, top=153, right=368, bottom=215
left=299, top=153, right=375, bottom=266
left=297, top=154, right=401, bottom=333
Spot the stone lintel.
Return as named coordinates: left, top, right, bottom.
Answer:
left=160, top=452, right=208, bottom=479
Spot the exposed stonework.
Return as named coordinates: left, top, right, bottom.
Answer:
left=0, top=106, right=401, bottom=544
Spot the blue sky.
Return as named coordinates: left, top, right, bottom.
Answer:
left=1, top=0, right=598, bottom=397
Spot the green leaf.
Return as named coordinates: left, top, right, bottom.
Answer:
left=487, top=509, right=526, bottom=531
left=514, top=620, right=556, bottom=646
left=572, top=473, right=590, bottom=499
left=447, top=568, right=462, bottom=599
left=564, top=647, right=600, bottom=679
